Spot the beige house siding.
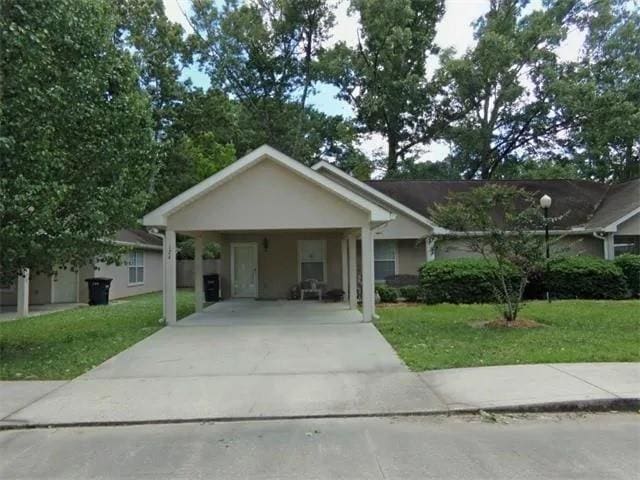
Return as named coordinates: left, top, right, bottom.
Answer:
left=0, top=272, right=51, bottom=306
left=397, top=239, right=426, bottom=275
left=617, top=213, right=640, bottom=235
left=434, top=235, right=605, bottom=260
left=167, top=160, right=369, bottom=232
left=91, top=249, right=163, bottom=301
left=219, top=230, right=346, bottom=300
left=556, top=235, right=603, bottom=257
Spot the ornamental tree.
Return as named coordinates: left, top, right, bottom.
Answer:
left=430, top=185, right=550, bottom=322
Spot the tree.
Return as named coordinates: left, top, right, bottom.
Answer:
left=187, top=0, right=353, bottom=162
left=385, top=157, right=458, bottom=180
left=322, top=0, right=445, bottom=175
left=149, top=88, right=239, bottom=207
left=430, top=185, right=548, bottom=322
left=0, top=0, right=156, bottom=282
left=553, top=0, right=640, bottom=181
left=440, top=0, right=579, bottom=179
left=114, top=0, right=188, bottom=141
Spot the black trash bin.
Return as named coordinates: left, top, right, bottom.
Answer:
left=85, top=277, right=113, bottom=305
left=203, top=274, right=220, bottom=302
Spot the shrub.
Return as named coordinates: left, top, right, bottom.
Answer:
left=546, top=256, right=628, bottom=299
left=615, top=254, right=640, bottom=297
left=399, top=285, right=420, bottom=302
left=385, top=274, right=419, bottom=287
left=376, top=284, right=398, bottom=303
left=419, top=259, right=520, bottom=304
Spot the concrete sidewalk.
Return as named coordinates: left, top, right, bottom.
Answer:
left=2, top=363, right=638, bottom=428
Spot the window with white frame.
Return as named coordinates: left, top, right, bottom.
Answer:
left=374, top=240, right=397, bottom=282
left=298, top=240, right=326, bottom=282
left=614, top=235, right=640, bottom=256
left=128, top=250, right=144, bottom=285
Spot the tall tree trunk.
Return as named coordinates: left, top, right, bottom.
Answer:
left=387, top=133, right=398, bottom=175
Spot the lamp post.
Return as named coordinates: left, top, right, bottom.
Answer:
left=539, top=194, right=552, bottom=302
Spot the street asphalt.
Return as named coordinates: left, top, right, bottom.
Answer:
left=1, top=413, right=638, bottom=479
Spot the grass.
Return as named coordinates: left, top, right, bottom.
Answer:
left=0, top=290, right=195, bottom=380
left=375, top=300, right=640, bottom=371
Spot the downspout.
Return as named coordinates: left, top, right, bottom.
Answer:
left=593, top=232, right=614, bottom=260
left=148, top=228, right=166, bottom=321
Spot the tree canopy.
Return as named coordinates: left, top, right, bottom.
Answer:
left=2, top=0, right=636, bottom=278
left=1, top=0, right=156, bottom=280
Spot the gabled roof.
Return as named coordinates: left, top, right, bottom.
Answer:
left=143, top=145, right=394, bottom=227
left=583, top=178, right=640, bottom=231
left=366, top=179, right=618, bottom=230
left=113, top=229, right=163, bottom=250
left=312, top=160, right=448, bottom=234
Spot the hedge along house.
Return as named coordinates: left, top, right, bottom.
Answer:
left=144, top=145, right=640, bottom=324
left=2, top=229, right=163, bottom=318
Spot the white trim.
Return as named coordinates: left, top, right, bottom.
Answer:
left=312, top=160, right=447, bottom=234
left=230, top=242, right=258, bottom=298
left=602, top=206, right=640, bottom=233
left=143, top=145, right=394, bottom=227
left=297, top=239, right=328, bottom=283
left=127, top=249, right=145, bottom=286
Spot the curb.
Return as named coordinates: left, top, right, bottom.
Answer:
left=1, top=397, right=637, bottom=432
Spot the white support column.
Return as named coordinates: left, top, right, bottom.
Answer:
left=348, top=234, right=357, bottom=309
left=425, top=236, right=435, bottom=262
left=361, top=225, right=375, bottom=322
left=604, top=233, right=615, bottom=260
left=161, top=236, right=167, bottom=320
left=165, top=230, right=177, bottom=324
left=16, top=269, right=30, bottom=318
left=194, top=236, right=204, bottom=312
left=341, top=237, right=348, bottom=297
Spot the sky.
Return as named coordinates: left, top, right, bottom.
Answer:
left=163, top=0, right=585, bottom=164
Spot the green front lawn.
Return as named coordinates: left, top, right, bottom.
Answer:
left=375, top=300, right=640, bottom=371
left=0, top=290, right=195, bottom=380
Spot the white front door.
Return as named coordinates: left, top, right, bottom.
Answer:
left=231, top=243, right=258, bottom=298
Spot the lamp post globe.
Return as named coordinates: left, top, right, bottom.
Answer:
left=539, top=194, right=552, bottom=209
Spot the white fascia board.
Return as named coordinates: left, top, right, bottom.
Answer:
left=601, top=206, right=640, bottom=233
left=312, top=160, right=448, bottom=234
left=143, top=145, right=393, bottom=226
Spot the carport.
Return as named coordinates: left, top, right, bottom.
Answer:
left=143, top=145, right=395, bottom=324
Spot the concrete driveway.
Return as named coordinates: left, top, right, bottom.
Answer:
left=4, top=300, right=445, bottom=425
left=86, top=300, right=407, bottom=378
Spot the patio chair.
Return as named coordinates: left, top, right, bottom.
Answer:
left=300, top=279, right=323, bottom=301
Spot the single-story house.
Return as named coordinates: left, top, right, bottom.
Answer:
left=142, top=145, right=639, bottom=323
left=1, top=229, right=164, bottom=317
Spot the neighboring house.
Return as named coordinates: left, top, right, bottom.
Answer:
left=142, top=145, right=639, bottom=323
left=1, top=229, right=163, bottom=316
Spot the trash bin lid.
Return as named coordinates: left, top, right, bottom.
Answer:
left=85, top=277, right=113, bottom=283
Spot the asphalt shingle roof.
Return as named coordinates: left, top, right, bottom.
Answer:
left=365, top=178, right=639, bottom=230
left=114, top=229, right=162, bottom=247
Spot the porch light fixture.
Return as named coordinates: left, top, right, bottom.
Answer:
left=263, top=238, right=269, bottom=251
